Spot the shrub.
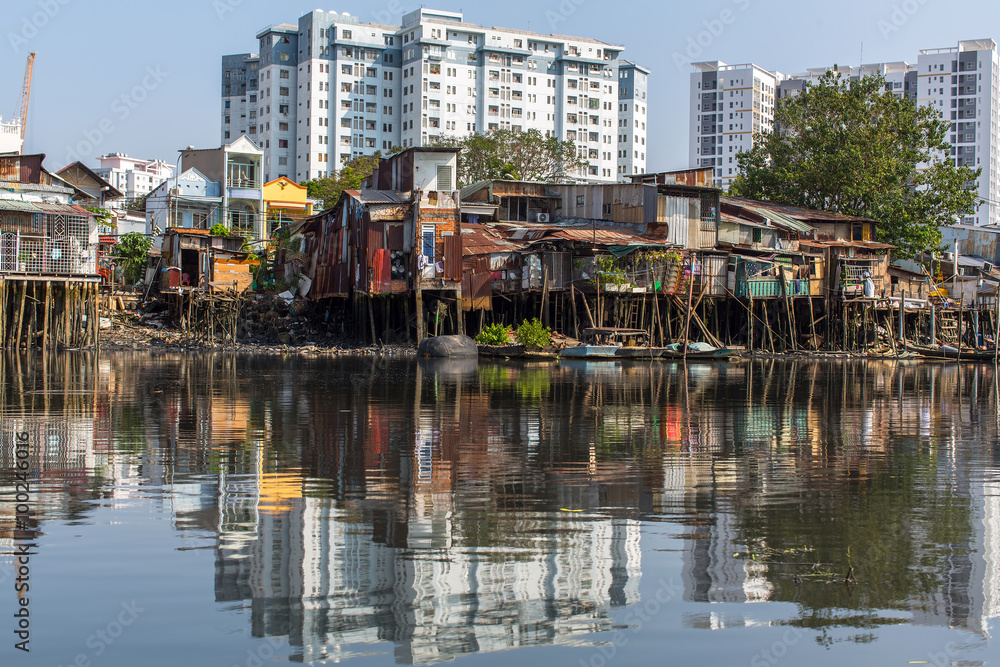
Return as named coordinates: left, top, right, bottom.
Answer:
left=514, top=318, right=552, bottom=349
left=210, top=223, right=230, bottom=237
left=476, top=323, right=513, bottom=346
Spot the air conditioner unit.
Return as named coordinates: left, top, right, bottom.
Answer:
left=983, top=262, right=993, bottom=273
left=537, top=213, right=550, bottom=223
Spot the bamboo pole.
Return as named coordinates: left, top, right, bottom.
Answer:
left=763, top=300, right=775, bottom=354
left=14, top=281, right=26, bottom=349
left=0, top=279, right=6, bottom=348
left=540, top=265, right=549, bottom=326
left=993, top=289, right=999, bottom=365
left=958, top=296, right=964, bottom=363
left=581, top=293, right=596, bottom=329
left=683, top=266, right=695, bottom=359
left=653, top=294, right=663, bottom=346
left=570, top=284, right=580, bottom=339
left=808, top=296, right=817, bottom=351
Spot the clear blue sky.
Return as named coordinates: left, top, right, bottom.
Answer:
left=2, top=0, right=995, bottom=174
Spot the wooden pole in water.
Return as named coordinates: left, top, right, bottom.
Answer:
left=570, top=284, right=580, bottom=340
left=808, top=296, right=817, bottom=351
left=42, top=281, right=51, bottom=351
left=958, top=296, right=964, bottom=362
left=581, top=292, right=596, bottom=329
left=540, top=265, right=549, bottom=326
left=993, top=288, right=999, bottom=365
left=16, top=281, right=26, bottom=349
left=762, top=299, right=775, bottom=354
left=782, top=275, right=797, bottom=352
left=0, top=279, right=6, bottom=348
left=653, top=293, right=663, bottom=346
left=415, top=288, right=425, bottom=341
left=683, top=265, right=695, bottom=359
left=748, top=295, right=754, bottom=353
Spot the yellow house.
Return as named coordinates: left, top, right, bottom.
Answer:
left=263, top=177, right=315, bottom=236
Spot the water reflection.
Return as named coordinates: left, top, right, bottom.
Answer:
left=0, top=353, right=998, bottom=664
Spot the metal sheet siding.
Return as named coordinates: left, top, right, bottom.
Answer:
left=444, top=234, right=462, bottom=281
left=662, top=196, right=690, bottom=247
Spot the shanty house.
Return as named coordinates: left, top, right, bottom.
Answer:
left=159, top=228, right=257, bottom=293
left=0, top=154, right=99, bottom=276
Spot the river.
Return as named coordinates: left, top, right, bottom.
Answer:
left=1, top=353, right=998, bottom=666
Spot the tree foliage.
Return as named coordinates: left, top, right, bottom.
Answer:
left=85, top=206, right=114, bottom=230
left=112, top=232, right=152, bottom=284
left=303, top=153, right=383, bottom=210
left=729, top=70, right=981, bottom=258
left=432, top=128, right=587, bottom=186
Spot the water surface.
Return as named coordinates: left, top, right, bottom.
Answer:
left=1, top=353, right=997, bottom=666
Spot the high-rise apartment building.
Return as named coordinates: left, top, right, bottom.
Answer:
left=222, top=8, right=647, bottom=185
left=689, top=62, right=781, bottom=189
left=689, top=39, right=1000, bottom=226
left=618, top=61, right=649, bottom=178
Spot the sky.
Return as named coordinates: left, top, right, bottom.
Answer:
left=3, top=0, right=999, bottom=174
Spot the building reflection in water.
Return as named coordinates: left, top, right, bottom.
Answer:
left=2, top=352, right=999, bottom=660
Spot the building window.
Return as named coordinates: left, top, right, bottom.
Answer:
left=421, top=225, right=435, bottom=261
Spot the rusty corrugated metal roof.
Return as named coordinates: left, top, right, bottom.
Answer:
left=800, top=239, right=894, bottom=249
left=545, top=227, right=666, bottom=246
left=462, top=223, right=519, bottom=256
left=724, top=196, right=877, bottom=223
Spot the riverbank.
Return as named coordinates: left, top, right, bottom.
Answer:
left=99, top=317, right=415, bottom=356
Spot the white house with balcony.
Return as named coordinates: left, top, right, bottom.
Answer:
left=178, top=136, right=264, bottom=239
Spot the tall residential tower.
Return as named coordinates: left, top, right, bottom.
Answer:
left=688, top=39, right=1000, bottom=226
left=222, top=8, right=648, bottom=184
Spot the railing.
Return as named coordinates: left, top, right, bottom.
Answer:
left=0, top=231, right=96, bottom=275
left=736, top=277, right=814, bottom=298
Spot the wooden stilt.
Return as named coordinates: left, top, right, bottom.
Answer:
left=763, top=300, right=775, bottom=354
left=581, top=293, right=596, bottom=329
left=570, top=285, right=580, bottom=339
left=808, top=296, right=817, bottom=351
left=415, top=288, right=425, bottom=341
left=16, top=281, right=27, bottom=349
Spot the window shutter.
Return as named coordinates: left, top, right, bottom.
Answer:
left=436, top=165, right=452, bottom=192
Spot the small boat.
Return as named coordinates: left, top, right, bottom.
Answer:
left=907, top=342, right=999, bottom=362
left=559, top=328, right=665, bottom=359
left=660, top=341, right=741, bottom=360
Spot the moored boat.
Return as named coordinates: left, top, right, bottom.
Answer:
left=559, top=328, right=665, bottom=359
left=660, top=341, right=742, bottom=360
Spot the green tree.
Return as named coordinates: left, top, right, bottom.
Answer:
left=209, top=223, right=230, bottom=237
left=303, top=153, right=382, bottom=210
left=127, top=194, right=147, bottom=213
left=85, top=206, right=114, bottom=230
left=432, top=128, right=587, bottom=186
left=113, top=232, right=152, bottom=284
left=730, top=69, right=981, bottom=258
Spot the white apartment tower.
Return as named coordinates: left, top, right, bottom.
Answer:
left=689, top=62, right=781, bottom=190
left=223, top=8, right=647, bottom=184
left=913, top=40, right=999, bottom=226
left=618, top=61, right=649, bottom=178
left=689, top=39, right=1000, bottom=225
left=221, top=53, right=260, bottom=142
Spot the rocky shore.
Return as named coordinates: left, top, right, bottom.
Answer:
left=99, top=314, right=415, bottom=356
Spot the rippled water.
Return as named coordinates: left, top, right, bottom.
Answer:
left=1, top=353, right=998, bottom=666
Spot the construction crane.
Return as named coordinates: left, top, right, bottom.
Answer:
left=14, top=52, right=36, bottom=147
